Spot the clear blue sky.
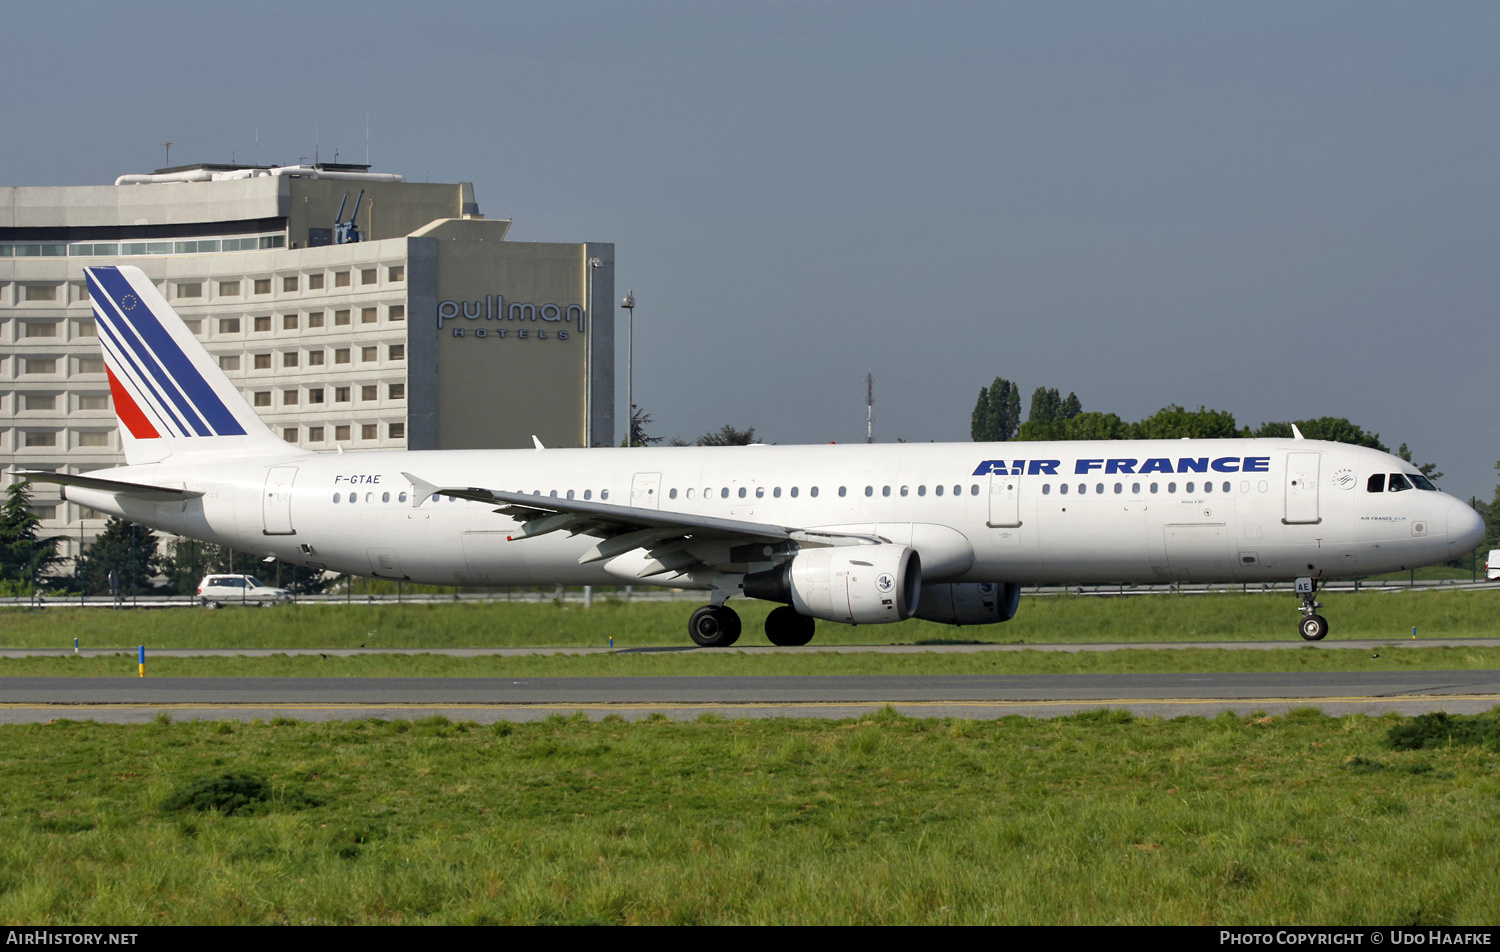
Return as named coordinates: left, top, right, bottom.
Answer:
left=7, top=1, right=1497, bottom=500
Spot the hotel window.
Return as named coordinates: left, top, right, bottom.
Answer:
left=307, top=426, right=324, bottom=441
left=308, top=350, right=324, bottom=366
left=219, top=355, right=240, bottom=371
left=283, top=314, right=298, bottom=330
left=361, top=385, right=378, bottom=401
left=24, top=358, right=57, bottom=374
left=283, top=428, right=298, bottom=443
left=74, top=319, right=97, bottom=337
left=23, top=432, right=57, bottom=447
left=283, top=390, right=298, bottom=406
left=177, top=283, right=203, bottom=298
left=308, top=274, right=324, bottom=290
left=219, top=318, right=240, bottom=334
left=335, top=387, right=350, bottom=402
left=334, top=271, right=350, bottom=288
left=389, top=383, right=405, bottom=400
left=29, top=505, right=57, bottom=520
left=361, top=307, right=377, bottom=324
left=74, top=283, right=90, bottom=302
left=253, top=391, right=271, bottom=407
left=389, top=266, right=404, bottom=282
left=361, top=269, right=377, bottom=285
left=308, top=311, right=324, bottom=328
left=23, top=322, right=57, bottom=338
left=334, top=309, right=350, bottom=326
left=308, top=388, right=324, bottom=404
left=77, top=431, right=109, bottom=447
left=75, top=357, right=104, bottom=374
left=335, top=425, right=351, bottom=441
left=219, top=281, right=240, bottom=296
left=388, top=305, right=405, bottom=321
left=24, top=285, right=58, bottom=301
left=282, top=352, right=298, bottom=368
left=389, top=422, right=405, bottom=439
left=253, top=316, right=271, bottom=332
left=24, top=394, right=56, bottom=411
left=253, top=279, right=271, bottom=294
left=361, top=346, right=377, bottom=362
left=282, top=276, right=298, bottom=292
left=253, top=354, right=271, bottom=370
left=335, top=348, right=350, bottom=364
left=183, top=319, right=203, bottom=335
left=389, top=344, right=405, bottom=360
left=361, top=424, right=378, bottom=440
left=78, top=393, right=108, bottom=411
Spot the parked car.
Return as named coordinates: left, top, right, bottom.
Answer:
left=197, top=574, right=292, bottom=607
left=1488, top=550, right=1500, bottom=582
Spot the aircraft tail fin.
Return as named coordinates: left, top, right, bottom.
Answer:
left=84, top=265, right=292, bottom=464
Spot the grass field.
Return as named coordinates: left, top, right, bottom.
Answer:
left=3, top=709, right=1498, bottom=924
left=6, top=645, right=1500, bottom=679
left=3, top=589, right=1497, bottom=651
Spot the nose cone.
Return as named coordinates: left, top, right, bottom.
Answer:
left=1447, top=501, right=1486, bottom=558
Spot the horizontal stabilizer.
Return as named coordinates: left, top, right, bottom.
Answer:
left=10, top=471, right=203, bottom=501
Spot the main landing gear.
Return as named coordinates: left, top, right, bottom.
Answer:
left=686, top=603, right=818, bottom=647
left=1295, top=577, right=1328, bottom=642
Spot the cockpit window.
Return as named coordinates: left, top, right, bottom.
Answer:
left=1367, top=474, right=1385, bottom=493
left=1388, top=473, right=1412, bottom=492
left=1409, top=473, right=1437, bottom=491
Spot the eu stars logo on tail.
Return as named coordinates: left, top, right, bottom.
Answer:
left=83, top=266, right=291, bottom=464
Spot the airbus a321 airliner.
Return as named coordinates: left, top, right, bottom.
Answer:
left=15, top=266, right=1485, bottom=646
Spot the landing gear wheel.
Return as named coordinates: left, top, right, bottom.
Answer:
left=764, top=605, right=816, bottom=647
left=688, top=605, right=741, bottom=647
left=1299, top=614, right=1329, bottom=641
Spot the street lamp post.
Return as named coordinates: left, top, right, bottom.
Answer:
left=586, top=257, right=603, bottom=447
left=621, top=290, right=636, bottom=447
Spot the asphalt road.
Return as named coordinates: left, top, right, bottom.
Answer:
left=4, top=670, right=1499, bottom=723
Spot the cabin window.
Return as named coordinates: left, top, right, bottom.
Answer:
left=835, top=487, right=843, bottom=497
left=584, top=490, right=592, bottom=500
left=1150, top=483, right=1159, bottom=494
left=755, top=487, right=764, bottom=498
left=810, top=487, right=819, bottom=497
left=721, top=488, right=729, bottom=499
left=935, top=485, right=944, bottom=496
left=1186, top=482, right=1195, bottom=493
left=1388, top=473, right=1412, bottom=492
left=685, top=488, right=694, bottom=500
left=1095, top=483, right=1104, bottom=494
left=1221, top=481, right=1231, bottom=493
left=1168, top=482, right=1177, bottom=493
left=970, top=484, right=979, bottom=495
left=549, top=490, right=558, bottom=497
left=882, top=486, right=891, bottom=497
left=382, top=492, right=390, bottom=503
left=738, top=487, right=747, bottom=498
left=1204, top=481, right=1213, bottom=493
left=900, top=486, right=909, bottom=497
left=917, top=485, right=926, bottom=496
left=568, top=490, right=576, bottom=499
left=1114, top=483, right=1122, bottom=494
left=790, top=487, right=799, bottom=498
left=668, top=489, right=676, bottom=499
left=865, top=486, right=874, bottom=497
left=332, top=493, right=341, bottom=503
left=1042, top=484, right=1051, bottom=495
left=348, top=494, right=357, bottom=504
left=399, top=493, right=408, bottom=503
left=1059, top=484, right=1069, bottom=495
left=601, top=490, right=609, bottom=500
left=1077, top=484, right=1086, bottom=495
left=1131, top=482, right=1140, bottom=494
left=772, top=487, right=781, bottom=498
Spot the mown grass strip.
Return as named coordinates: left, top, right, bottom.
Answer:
left=2, top=709, right=1498, bottom=924
left=3, top=589, right=1497, bottom=650
left=5, top=645, right=1500, bottom=679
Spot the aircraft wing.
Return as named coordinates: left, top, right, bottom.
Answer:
left=401, top=471, right=880, bottom=577
left=9, top=471, right=204, bottom=501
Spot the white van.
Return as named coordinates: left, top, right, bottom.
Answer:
left=1488, top=550, right=1500, bottom=582
left=197, top=574, right=292, bottom=607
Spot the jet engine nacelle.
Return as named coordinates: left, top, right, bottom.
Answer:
left=913, top=582, right=1021, bottom=626
left=744, top=544, right=921, bottom=624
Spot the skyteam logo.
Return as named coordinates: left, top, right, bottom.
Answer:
left=876, top=573, right=896, bottom=595
left=85, top=267, right=248, bottom=441
left=973, top=457, right=1271, bottom=476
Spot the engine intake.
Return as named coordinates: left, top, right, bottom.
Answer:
left=913, top=582, right=1021, bottom=626
left=744, top=544, right=921, bottom=624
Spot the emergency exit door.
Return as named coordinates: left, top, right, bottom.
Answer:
left=987, top=473, right=1021, bottom=528
left=631, top=473, right=662, bottom=510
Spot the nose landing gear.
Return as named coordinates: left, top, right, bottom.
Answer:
left=1295, top=577, right=1328, bottom=641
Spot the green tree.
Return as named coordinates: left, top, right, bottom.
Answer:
left=695, top=424, right=758, bottom=446
left=1396, top=443, right=1443, bottom=483
left=79, top=517, right=162, bottom=596
left=0, top=481, right=66, bottom=591
left=971, top=377, right=1021, bottom=442
left=1026, top=387, right=1082, bottom=427
left=621, top=407, right=664, bottom=447
left=1251, top=418, right=1387, bottom=451
left=1018, top=411, right=1132, bottom=442
left=1131, top=405, right=1240, bottom=440
left=159, top=538, right=333, bottom=596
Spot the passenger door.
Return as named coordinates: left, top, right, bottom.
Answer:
left=262, top=466, right=297, bottom=535
left=1284, top=453, right=1321, bottom=525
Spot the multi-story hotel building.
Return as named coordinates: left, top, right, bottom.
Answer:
left=1, top=163, right=615, bottom=560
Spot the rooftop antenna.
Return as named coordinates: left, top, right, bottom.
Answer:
left=365, top=112, right=370, bottom=166
left=314, top=123, right=319, bottom=166
left=866, top=371, right=874, bottom=443
left=163, top=141, right=174, bottom=167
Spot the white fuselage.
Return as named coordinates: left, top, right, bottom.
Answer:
left=64, top=438, right=1477, bottom=591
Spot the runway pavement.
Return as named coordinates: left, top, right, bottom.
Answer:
left=3, top=669, right=1499, bottom=723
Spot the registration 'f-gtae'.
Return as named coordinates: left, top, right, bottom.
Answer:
left=17, top=266, right=1485, bottom=646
